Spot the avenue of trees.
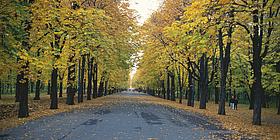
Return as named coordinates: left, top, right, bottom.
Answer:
left=0, top=0, right=279, bottom=127
left=133, top=0, right=280, bottom=125
left=0, top=0, right=137, bottom=117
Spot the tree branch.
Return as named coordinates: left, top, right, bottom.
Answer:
left=235, top=22, right=253, bottom=40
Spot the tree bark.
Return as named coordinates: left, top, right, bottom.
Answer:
left=214, top=85, right=219, bottom=104
left=218, top=25, right=232, bottom=115
left=161, top=80, right=165, bottom=99
left=199, top=54, right=207, bottom=109
left=218, top=6, right=233, bottom=115
left=277, top=95, right=280, bottom=115
left=15, top=74, right=20, bottom=102
left=170, top=72, right=176, bottom=101
left=87, top=57, right=93, bottom=100
left=18, top=63, right=29, bottom=118
left=47, top=80, right=51, bottom=95
left=78, top=59, right=82, bottom=103
left=9, top=79, right=12, bottom=94
left=50, top=68, right=58, bottom=109
left=252, top=8, right=263, bottom=125
left=2, top=84, right=4, bottom=95
left=218, top=28, right=226, bottom=115
left=185, top=87, right=188, bottom=100
left=59, top=76, right=63, bottom=98
left=228, top=65, right=232, bottom=105
left=104, top=80, right=108, bottom=96
left=66, top=57, right=76, bottom=105
left=17, top=0, right=31, bottom=116
left=98, top=75, right=104, bottom=97
left=6, top=83, right=9, bottom=95
left=166, top=71, right=170, bottom=100
left=197, top=80, right=200, bottom=101
left=0, top=80, right=2, bottom=99
left=277, top=61, right=280, bottom=115
left=187, top=70, right=194, bottom=107
left=93, top=63, right=98, bottom=98
left=30, top=81, right=34, bottom=93
left=80, top=55, right=85, bottom=102
left=33, top=79, right=41, bottom=100
left=177, top=66, right=183, bottom=104
left=83, top=79, right=86, bottom=98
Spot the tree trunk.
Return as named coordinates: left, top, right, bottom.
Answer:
left=78, top=59, right=82, bottom=103
left=166, top=72, right=170, bottom=100
left=66, top=59, right=76, bottom=105
left=30, top=82, right=34, bottom=93
left=252, top=49, right=263, bottom=125
left=197, top=80, right=200, bottom=101
left=218, top=36, right=227, bottom=115
left=252, top=8, right=263, bottom=125
left=218, top=28, right=226, bottom=115
left=59, top=79, right=63, bottom=97
left=277, top=61, right=280, bottom=115
left=0, top=80, right=2, bottom=99
left=9, top=81, right=12, bottom=94
left=104, top=80, right=108, bottom=96
left=157, top=88, right=161, bottom=97
left=3, top=83, right=6, bottom=95
left=83, top=80, right=86, bottom=99
left=177, top=66, right=183, bottom=104
left=199, top=54, right=207, bottom=109
left=187, top=70, right=194, bottom=107
left=50, top=68, right=58, bottom=109
left=33, top=79, right=41, bottom=100
left=18, top=63, right=29, bottom=118
left=80, top=55, right=85, bottom=102
left=185, top=87, right=188, bottom=100
left=34, top=69, right=42, bottom=100
left=218, top=6, right=233, bottom=115
left=15, top=74, right=20, bottom=102
left=17, top=0, right=31, bottom=114
left=214, top=85, right=219, bottom=104
left=161, top=80, right=165, bottom=99
left=218, top=25, right=232, bottom=115
left=277, top=95, right=280, bottom=115
left=170, top=72, right=176, bottom=101
left=93, top=63, right=98, bottom=98
left=206, top=60, right=209, bottom=103
left=47, top=80, right=51, bottom=95
left=228, top=65, right=232, bottom=105
left=87, top=57, right=93, bottom=100
left=6, top=83, right=9, bottom=95
left=98, top=76, right=104, bottom=97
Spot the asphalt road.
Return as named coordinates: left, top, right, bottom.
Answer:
left=0, top=92, right=233, bottom=140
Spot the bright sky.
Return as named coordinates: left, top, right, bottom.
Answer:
left=129, top=0, right=164, bottom=24
left=128, top=0, right=164, bottom=87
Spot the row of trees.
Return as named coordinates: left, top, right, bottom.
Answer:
left=0, top=0, right=137, bottom=117
left=133, top=0, right=279, bottom=125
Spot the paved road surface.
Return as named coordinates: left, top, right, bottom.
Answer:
left=0, top=92, right=233, bottom=140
